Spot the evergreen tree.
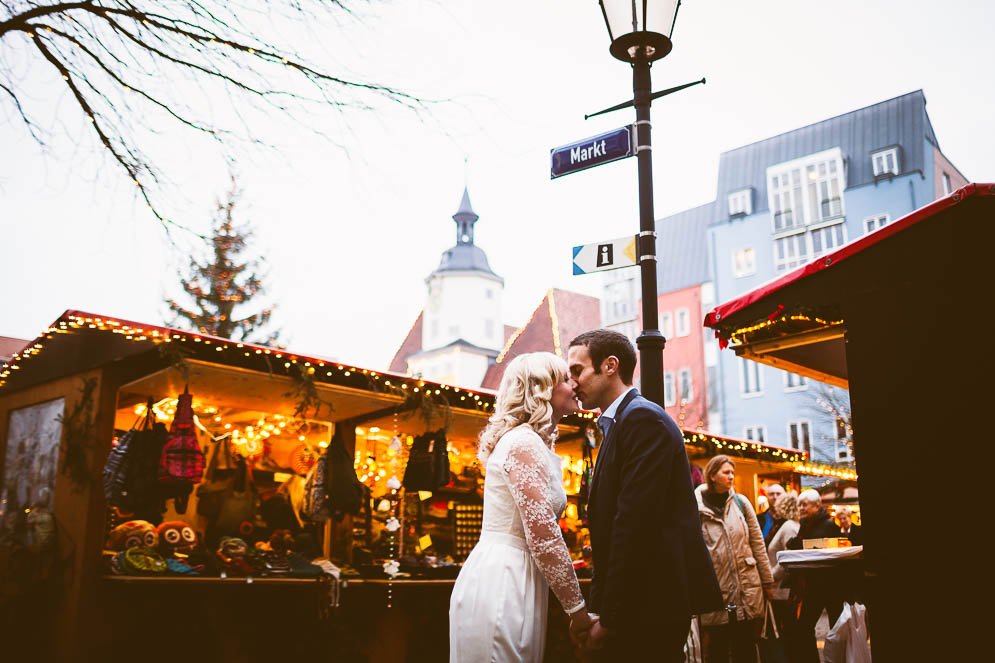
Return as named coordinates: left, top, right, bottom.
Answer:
left=167, top=182, right=278, bottom=343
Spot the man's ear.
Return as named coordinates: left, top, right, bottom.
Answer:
left=602, top=356, right=619, bottom=376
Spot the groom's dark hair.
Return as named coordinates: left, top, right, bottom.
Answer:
left=569, top=329, right=637, bottom=385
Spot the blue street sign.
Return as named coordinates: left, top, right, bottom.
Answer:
left=550, top=125, right=634, bottom=179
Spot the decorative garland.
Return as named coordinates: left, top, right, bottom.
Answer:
left=58, top=377, right=98, bottom=491
left=714, top=304, right=844, bottom=349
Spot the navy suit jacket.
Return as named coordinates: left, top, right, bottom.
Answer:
left=587, top=389, right=722, bottom=630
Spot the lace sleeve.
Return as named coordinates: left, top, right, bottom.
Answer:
left=502, top=430, right=585, bottom=615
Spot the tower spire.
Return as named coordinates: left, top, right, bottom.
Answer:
left=453, top=186, right=478, bottom=245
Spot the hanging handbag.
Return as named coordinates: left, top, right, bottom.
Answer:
left=158, top=387, right=205, bottom=482
left=757, top=598, right=789, bottom=663
left=402, top=432, right=436, bottom=491
left=196, top=436, right=235, bottom=520
left=103, top=399, right=154, bottom=508
left=432, top=429, right=451, bottom=489
left=208, top=457, right=260, bottom=542
left=302, top=445, right=331, bottom=522
left=327, top=426, right=364, bottom=517
left=157, top=387, right=206, bottom=513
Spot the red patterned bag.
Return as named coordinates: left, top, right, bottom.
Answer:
left=158, top=386, right=206, bottom=484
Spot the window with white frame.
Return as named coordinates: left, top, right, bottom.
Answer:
left=774, top=231, right=810, bottom=272
left=942, top=173, right=952, bottom=195
left=678, top=368, right=693, bottom=403
left=733, top=248, right=757, bottom=278
left=863, top=214, right=888, bottom=235
left=835, top=418, right=853, bottom=462
left=659, top=311, right=674, bottom=338
left=807, top=160, right=844, bottom=221
left=784, top=372, right=808, bottom=391
left=871, top=148, right=899, bottom=177
left=768, top=148, right=846, bottom=235
left=728, top=188, right=753, bottom=216
left=740, top=358, right=762, bottom=396
left=811, top=222, right=847, bottom=257
left=664, top=371, right=676, bottom=407
left=788, top=420, right=812, bottom=453
left=675, top=308, right=691, bottom=337
left=744, top=425, right=767, bottom=444
left=603, top=275, right=637, bottom=324
left=769, top=168, right=805, bottom=233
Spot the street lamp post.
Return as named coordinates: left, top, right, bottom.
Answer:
left=597, top=0, right=683, bottom=407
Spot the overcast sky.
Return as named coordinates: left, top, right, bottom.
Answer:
left=2, top=0, right=993, bottom=369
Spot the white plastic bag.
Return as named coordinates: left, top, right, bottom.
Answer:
left=824, top=602, right=872, bottom=663
left=846, top=602, right=872, bottom=663
left=823, top=603, right=852, bottom=663
left=684, top=616, right=703, bottom=663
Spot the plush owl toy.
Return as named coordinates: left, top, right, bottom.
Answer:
left=106, top=520, right=158, bottom=551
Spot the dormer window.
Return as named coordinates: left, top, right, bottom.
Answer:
left=871, top=147, right=900, bottom=177
left=728, top=188, right=753, bottom=217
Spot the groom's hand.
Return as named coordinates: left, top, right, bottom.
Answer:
left=586, top=620, right=612, bottom=650
left=568, top=611, right=595, bottom=645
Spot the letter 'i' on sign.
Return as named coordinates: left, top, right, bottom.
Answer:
left=573, top=236, right=638, bottom=275
left=597, top=244, right=614, bottom=267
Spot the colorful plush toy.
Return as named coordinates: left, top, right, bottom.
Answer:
left=156, top=520, right=199, bottom=558
left=106, top=520, right=158, bottom=551
left=215, top=536, right=257, bottom=575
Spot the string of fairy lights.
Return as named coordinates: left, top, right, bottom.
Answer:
left=723, top=312, right=845, bottom=347
left=2, top=313, right=853, bottom=481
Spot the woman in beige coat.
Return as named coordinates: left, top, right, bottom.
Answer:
left=695, top=455, right=774, bottom=663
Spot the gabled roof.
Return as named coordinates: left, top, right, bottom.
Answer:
left=0, top=336, right=29, bottom=363
left=405, top=338, right=499, bottom=361
left=656, top=201, right=715, bottom=293
left=387, top=312, right=516, bottom=377
left=481, top=289, right=601, bottom=390
left=715, top=90, right=938, bottom=217
left=388, top=311, right=423, bottom=373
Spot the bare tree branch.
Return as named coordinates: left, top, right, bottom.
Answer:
left=1, top=1, right=434, bottom=228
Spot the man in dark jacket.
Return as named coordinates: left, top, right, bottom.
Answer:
left=787, top=489, right=846, bottom=662
left=567, top=329, right=722, bottom=661
left=837, top=506, right=863, bottom=545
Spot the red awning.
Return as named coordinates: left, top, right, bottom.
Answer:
left=704, top=183, right=995, bottom=329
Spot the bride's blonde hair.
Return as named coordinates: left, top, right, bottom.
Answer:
left=477, top=352, right=567, bottom=465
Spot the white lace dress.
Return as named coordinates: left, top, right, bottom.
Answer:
left=449, top=425, right=585, bottom=662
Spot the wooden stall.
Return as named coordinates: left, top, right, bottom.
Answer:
left=704, top=183, right=995, bottom=660
left=1, top=310, right=847, bottom=661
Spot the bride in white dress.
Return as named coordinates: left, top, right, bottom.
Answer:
left=450, top=352, right=595, bottom=662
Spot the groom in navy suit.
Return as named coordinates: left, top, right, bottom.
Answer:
left=568, top=329, right=722, bottom=660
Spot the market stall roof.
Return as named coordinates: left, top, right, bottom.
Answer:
left=0, top=310, right=848, bottom=475
left=0, top=310, right=565, bottom=441
left=703, top=183, right=995, bottom=388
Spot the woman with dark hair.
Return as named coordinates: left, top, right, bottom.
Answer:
left=695, top=455, right=775, bottom=662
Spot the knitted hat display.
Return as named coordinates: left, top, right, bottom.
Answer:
left=121, top=546, right=167, bottom=574
left=106, top=520, right=158, bottom=551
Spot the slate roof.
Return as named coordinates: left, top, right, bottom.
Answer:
left=655, top=201, right=715, bottom=293
left=715, top=90, right=938, bottom=218
left=481, top=289, right=601, bottom=390
left=433, top=244, right=501, bottom=279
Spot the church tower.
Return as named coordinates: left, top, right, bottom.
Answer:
left=406, top=187, right=504, bottom=386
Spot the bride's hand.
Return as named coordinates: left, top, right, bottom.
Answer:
left=568, top=610, right=596, bottom=645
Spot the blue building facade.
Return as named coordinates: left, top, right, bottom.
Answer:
left=634, top=90, right=968, bottom=467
